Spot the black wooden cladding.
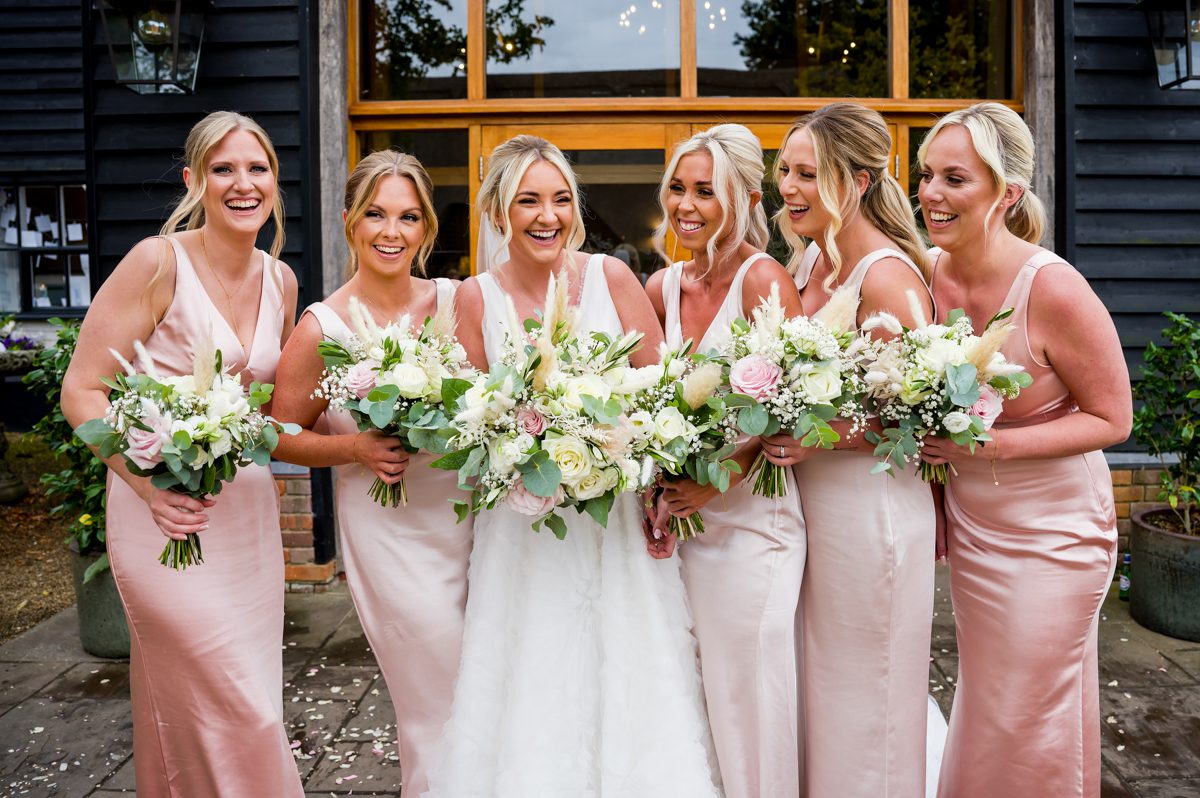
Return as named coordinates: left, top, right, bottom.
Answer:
left=88, top=0, right=318, bottom=308
left=0, top=0, right=86, bottom=179
left=1062, top=1, right=1200, bottom=396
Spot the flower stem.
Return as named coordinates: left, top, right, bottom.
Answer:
left=369, top=476, right=408, bottom=507
left=748, top=452, right=788, bottom=498
left=158, top=533, right=204, bottom=570
left=669, top=512, right=706, bottom=541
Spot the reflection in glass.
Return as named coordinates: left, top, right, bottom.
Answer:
left=760, top=149, right=793, bottom=266
left=698, top=0, right=887, bottom=97
left=63, top=186, right=88, bottom=245
left=23, top=187, right=60, bottom=247
left=563, top=149, right=664, bottom=282
left=486, top=1, right=680, bottom=98
left=0, top=187, right=16, bottom=250
left=358, top=129, right=471, bottom=279
left=0, top=250, right=17, bottom=312
left=910, top=0, right=1012, bottom=99
left=908, top=126, right=933, bottom=239
left=32, top=253, right=66, bottom=308
left=360, top=0, right=468, bottom=100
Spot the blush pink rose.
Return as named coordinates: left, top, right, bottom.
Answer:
left=506, top=481, right=561, bottom=517
left=971, top=385, right=1005, bottom=431
left=344, top=359, right=380, bottom=399
left=125, top=421, right=170, bottom=470
left=516, top=406, right=547, bottom=436
left=730, top=355, right=783, bottom=402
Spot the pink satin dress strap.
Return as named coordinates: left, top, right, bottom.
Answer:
left=662, top=253, right=809, bottom=798
left=105, top=235, right=303, bottom=797
left=792, top=244, right=936, bottom=798
left=304, top=279, right=472, bottom=797
left=934, top=248, right=1117, bottom=798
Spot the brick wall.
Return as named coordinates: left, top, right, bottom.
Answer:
left=275, top=467, right=336, bottom=593
left=1111, top=466, right=1167, bottom=555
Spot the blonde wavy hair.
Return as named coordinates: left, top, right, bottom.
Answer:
left=652, top=123, right=769, bottom=279
left=917, top=102, right=1046, bottom=244
left=477, top=135, right=585, bottom=270
left=150, top=111, right=285, bottom=299
left=775, top=102, right=928, bottom=292
left=343, top=149, right=439, bottom=278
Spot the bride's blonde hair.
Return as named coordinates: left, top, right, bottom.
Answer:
left=652, top=123, right=769, bottom=278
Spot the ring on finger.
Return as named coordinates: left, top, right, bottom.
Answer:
left=779, top=445, right=785, bottom=458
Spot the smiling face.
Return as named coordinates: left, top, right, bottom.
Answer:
left=918, top=124, right=1005, bottom=250
left=505, top=159, right=574, bottom=267
left=191, top=127, right=277, bottom=236
left=348, top=174, right=426, bottom=278
left=664, top=151, right=725, bottom=252
left=776, top=128, right=834, bottom=240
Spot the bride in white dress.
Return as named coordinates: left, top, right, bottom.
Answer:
left=423, top=135, right=721, bottom=797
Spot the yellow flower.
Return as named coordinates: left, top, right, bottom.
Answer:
left=79, top=514, right=93, bottom=526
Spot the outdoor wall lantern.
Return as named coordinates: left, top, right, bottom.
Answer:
left=1139, top=0, right=1200, bottom=89
left=97, top=0, right=213, bottom=94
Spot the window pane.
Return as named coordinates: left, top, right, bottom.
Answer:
left=0, top=250, right=18, bottom=312
left=909, top=126, right=933, bottom=238
left=31, top=253, right=66, bottom=308
left=358, top=129, right=470, bottom=279
left=63, top=185, right=88, bottom=245
left=486, top=1, right=680, bottom=99
left=698, top=0, right=888, bottom=98
left=0, top=187, right=17, bottom=250
left=67, top=254, right=92, bottom=307
left=761, top=149, right=791, bottom=266
left=360, top=0, right=468, bottom=101
left=565, top=148, right=665, bottom=283
left=910, top=0, right=1012, bottom=99
left=22, top=186, right=60, bottom=247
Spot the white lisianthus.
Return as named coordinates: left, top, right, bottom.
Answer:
left=205, top=383, right=250, bottom=421
left=570, top=467, right=619, bottom=500
left=169, top=415, right=205, bottom=443
left=542, top=433, right=593, bottom=483
left=796, top=363, right=843, bottom=404
left=915, top=336, right=966, bottom=376
left=560, top=374, right=611, bottom=411
left=616, top=365, right=664, bottom=395
left=209, top=429, right=234, bottom=459
left=942, top=411, right=972, bottom=434
left=628, top=410, right=655, bottom=440
left=653, top=406, right=695, bottom=443
left=488, top=433, right=522, bottom=474
left=447, top=343, right=467, bottom=364
left=160, top=374, right=198, bottom=396
left=665, top=358, right=687, bottom=379
left=380, top=362, right=429, bottom=399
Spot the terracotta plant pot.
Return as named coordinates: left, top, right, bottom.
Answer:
left=70, top=550, right=131, bottom=658
left=1129, top=504, right=1200, bottom=643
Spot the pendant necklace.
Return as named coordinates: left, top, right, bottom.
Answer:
left=200, top=231, right=253, bottom=351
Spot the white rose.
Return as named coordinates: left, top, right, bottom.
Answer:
left=488, top=434, right=522, bottom=474
left=160, top=374, right=197, bottom=396
left=422, top=361, right=450, bottom=400
left=796, top=364, right=843, bottom=404
left=653, top=406, right=693, bottom=443
left=666, top=359, right=687, bottom=379
left=380, top=362, right=429, bottom=399
left=915, top=337, right=965, bottom=376
left=570, top=467, right=619, bottom=500
left=628, top=410, right=655, bottom=441
left=561, top=374, right=611, bottom=412
left=542, top=434, right=593, bottom=483
left=206, top=384, right=250, bottom=421
left=209, top=429, right=233, bottom=459
left=615, top=365, right=663, bottom=395
left=942, top=411, right=972, bottom=434
left=447, top=343, right=467, bottom=364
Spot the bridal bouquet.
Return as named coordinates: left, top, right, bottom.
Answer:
left=436, top=274, right=646, bottom=539
left=625, top=344, right=741, bottom=540
left=312, top=297, right=476, bottom=507
left=76, top=340, right=297, bottom=570
left=724, top=283, right=867, bottom=497
left=859, top=294, right=1033, bottom=483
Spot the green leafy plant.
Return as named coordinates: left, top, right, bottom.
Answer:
left=22, top=319, right=110, bottom=581
left=1133, top=311, right=1200, bottom=535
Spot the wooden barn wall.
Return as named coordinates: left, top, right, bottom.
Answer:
left=89, top=0, right=323, bottom=305
left=0, top=0, right=86, bottom=180
left=1060, top=0, right=1200, bottom=386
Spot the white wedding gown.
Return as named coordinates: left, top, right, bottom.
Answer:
left=423, top=255, right=722, bottom=798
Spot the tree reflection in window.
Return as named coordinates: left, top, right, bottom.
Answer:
left=364, top=0, right=555, bottom=100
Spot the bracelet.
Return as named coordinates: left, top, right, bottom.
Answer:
left=990, top=430, right=1001, bottom=486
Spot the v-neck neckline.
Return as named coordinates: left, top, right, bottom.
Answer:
left=176, top=237, right=267, bottom=361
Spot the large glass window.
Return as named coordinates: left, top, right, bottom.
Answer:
left=358, top=129, right=471, bottom=279
left=0, top=185, right=91, bottom=313
left=360, top=0, right=468, bottom=101
left=910, top=0, right=1013, bottom=99
left=697, top=0, right=888, bottom=97
left=486, top=0, right=681, bottom=98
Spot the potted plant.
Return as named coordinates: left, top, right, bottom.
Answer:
left=23, top=319, right=129, bottom=658
left=1129, top=311, right=1200, bottom=642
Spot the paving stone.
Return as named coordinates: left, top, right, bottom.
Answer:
left=928, top=661, right=954, bottom=720
left=931, top=566, right=958, bottom=655
left=1100, top=687, right=1200, bottom=781
left=1127, top=777, right=1200, bottom=797
left=0, top=662, right=72, bottom=714
left=98, top=755, right=135, bottom=791
left=283, top=591, right=356, bottom=653
left=0, top=693, right=132, bottom=796
left=339, top=677, right=398, bottom=745
left=313, top=613, right=377, bottom=667
left=1097, top=629, right=1197, bottom=688
left=285, top=698, right=357, bottom=780
left=304, top=740, right=402, bottom=793
left=88, top=791, right=134, bottom=796
left=0, top=609, right=115, bottom=664
left=39, top=663, right=130, bottom=701
left=1161, top=647, right=1200, bottom=683
left=1101, top=764, right=1136, bottom=797
left=286, top=665, right=378, bottom=703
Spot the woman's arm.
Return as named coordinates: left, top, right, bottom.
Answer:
left=741, top=258, right=805, bottom=319
left=604, top=256, right=665, bottom=367
left=453, top=277, right=489, bottom=370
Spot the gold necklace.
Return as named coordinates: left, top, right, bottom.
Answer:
left=199, top=231, right=253, bottom=350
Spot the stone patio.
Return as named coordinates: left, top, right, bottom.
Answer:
left=0, top=566, right=1197, bottom=796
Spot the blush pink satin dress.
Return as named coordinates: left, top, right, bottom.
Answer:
left=662, top=254, right=808, bottom=798
left=792, top=244, right=936, bottom=798
left=104, top=236, right=303, bottom=798
left=934, top=249, right=1118, bottom=798
left=304, top=281, right=473, bottom=797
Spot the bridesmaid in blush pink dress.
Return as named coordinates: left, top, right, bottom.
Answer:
left=916, top=104, right=1131, bottom=798
left=646, top=124, right=808, bottom=798
left=762, top=103, right=937, bottom=798
left=271, top=150, right=472, bottom=797
left=61, top=112, right=304, bottom=797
